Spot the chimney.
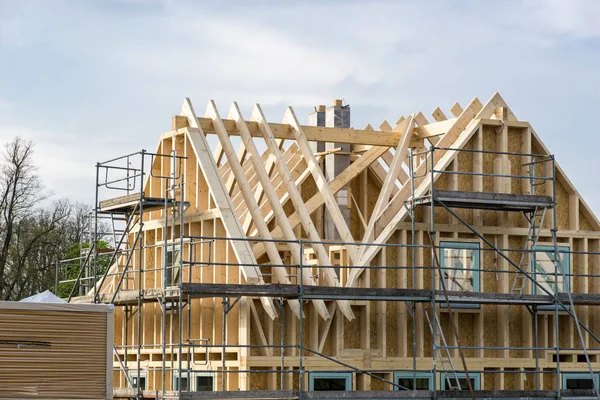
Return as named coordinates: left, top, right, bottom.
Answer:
left=324, top=100, right=351, bottom=240
left=308, top=105, right=326, bottom=154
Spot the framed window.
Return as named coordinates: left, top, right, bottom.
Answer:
left=440, top=372, right=480, bottom=390
left=395, top=371, right=433, bottom=390
left=194, top=373, right=214, bottom=391
left=440, top=242, right=480, bottom=292
left=562, top=372, right=599, bottom=390
left=165, top=244, right=181, bottom=287
left=131, top=370, right=146, bottom=390
left=173, top=371, right=189, bottom=391
left=533, top=245, right=570, bottom=310
left=440, top=242, right=480, bottom=308
left=309, top=372, right=352, bottom=391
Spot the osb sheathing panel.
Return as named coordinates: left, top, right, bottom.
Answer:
left=366, top=168, right=383, bottom=225
left=248, top=369, right=269, bottom=390
left=580, top=212, right=593, bottom=230
left=433, top=172, right=450, bottom=224
left=370, top=373, right=386, bottom=390
left=457, top=313, right=475, bottom=358
left=456, top=139, right=474, bottom=223
left=507, top=128, right=525, bottom=227
left=482, top=126, right=498, bottom=226
left=350, top=175, right=363, bottom=239
left=386, top=241, right=398, bottom=356
left=504, top=371, right=518, bottom=390
left=483, top=303, right=498, bottom=358
left=555, top=179, right=570, bottom=230
left=345, top=306, right=362, bottom=349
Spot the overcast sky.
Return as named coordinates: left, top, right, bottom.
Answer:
left=1, top=0, right=599, bottom=212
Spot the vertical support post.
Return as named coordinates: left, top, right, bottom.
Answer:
left=137, top=150, right=145, bottom=399
left=534, top=306, right=540, bottom=390
left=55, top=261, right=59, bottom=296
left=299, top=240, right=304, bottom=400
left=178, top=176, right=184, bottom=398
left=409, top=147, right=418, bottom=388
left=280, top=299, right=285, bottom=390
left=429, top=146, right=437, bottom=397
left=551, top=156, right=560, bottom=399
left=94, top=162, right=100, bottom=302
left=222, top=296, right=228, bottom=391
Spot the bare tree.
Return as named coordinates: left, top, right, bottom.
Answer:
left=3, top=200, right=71, bottom=300
left=0, top=136, right=106, bottom=300
left=0, top=137, right=46, bottom=298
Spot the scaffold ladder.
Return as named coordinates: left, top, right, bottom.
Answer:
left=423, top=305, right=462, bottom=390
left=510, top=206, right=546, bottom=295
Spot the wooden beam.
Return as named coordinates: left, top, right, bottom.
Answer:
left=249, top=300, right=272, bottom=356
left=414, top=111, right=439, bottom=145
left=180, top=98, right=277, bottom=319
left=283, top=106, right=360, bottom=263
left=381, top=151, right=408, bottom=183
left=450, top=102, right=463, bottom=117
left=431, top=107, right=448, bottom=122
left=252, top=145, right=388, bottom=260
left=249, top=155, right=313, bottom=237
left=350, top=97, right=483, bottom=276
left=206, top=100, right=308, bottom=319
left=227, top=101, right=332, bottom=320
left=187, top=117, right=454, bottom=147
left=360, top=116, right=415, bottom=246
left=252, top=104, right=355, bottom=321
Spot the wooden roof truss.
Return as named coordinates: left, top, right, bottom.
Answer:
left=166, top=92, right=599, bottom=323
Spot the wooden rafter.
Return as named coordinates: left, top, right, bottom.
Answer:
left=360, top=115, right=415, bottom=248
left=223, top=101, right=332, bottom=320
left=283, top=106, right=360, bottom=263
left=181, top=98, right=278, bottom=319
left=349, top=97, right=484, bottom=283
left=252, top=144, right=389, bottom=260
left=250, top=156, right=313, bottom=238
left=252, top=104, right=356, bottom=321
left=206, top=100, right=310, bottom=320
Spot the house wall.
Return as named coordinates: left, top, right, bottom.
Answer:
left=107, top=119, right=600, bottom=393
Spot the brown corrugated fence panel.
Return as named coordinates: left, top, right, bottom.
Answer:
left=0, top=303, right=111, bottom=399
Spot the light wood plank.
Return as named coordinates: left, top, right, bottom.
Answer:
left=180, top=98, right=277, bottom=319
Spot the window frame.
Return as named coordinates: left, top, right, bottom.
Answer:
left=165, top=243, right=182, bottom=288
left=532, top=245, right=570, bottom=310
left=439, top=241, right=481, bottom=309
left=440, top=372, right=481, bottom=390
left=562, top=372, right=599, bottom=390
left=173, top=370, right=190, bottom=391
left=394, top=371, right=434, bottom=390
left=308, top=372, right=353, bottom=391
left=130, top=370, right=147, bottom=390
left=192, top=372, right=215, bottom=392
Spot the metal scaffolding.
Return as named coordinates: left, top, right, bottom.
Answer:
left=54, top=145, right=600, bottom=400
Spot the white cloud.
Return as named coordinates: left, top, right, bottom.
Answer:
left=0, top=0, right=599, bottom=213
left=530, top=0, right=600, bottom=38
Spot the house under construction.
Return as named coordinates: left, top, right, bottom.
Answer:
left=59, top=93, right=600, bottom=399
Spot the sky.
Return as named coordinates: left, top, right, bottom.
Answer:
left=0, top=0, right=599, bottom=212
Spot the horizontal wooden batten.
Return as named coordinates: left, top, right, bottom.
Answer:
left=162, top=117, right=456, bottom=147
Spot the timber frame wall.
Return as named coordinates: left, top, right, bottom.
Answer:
left=59, top=93, right=600, bottom=400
